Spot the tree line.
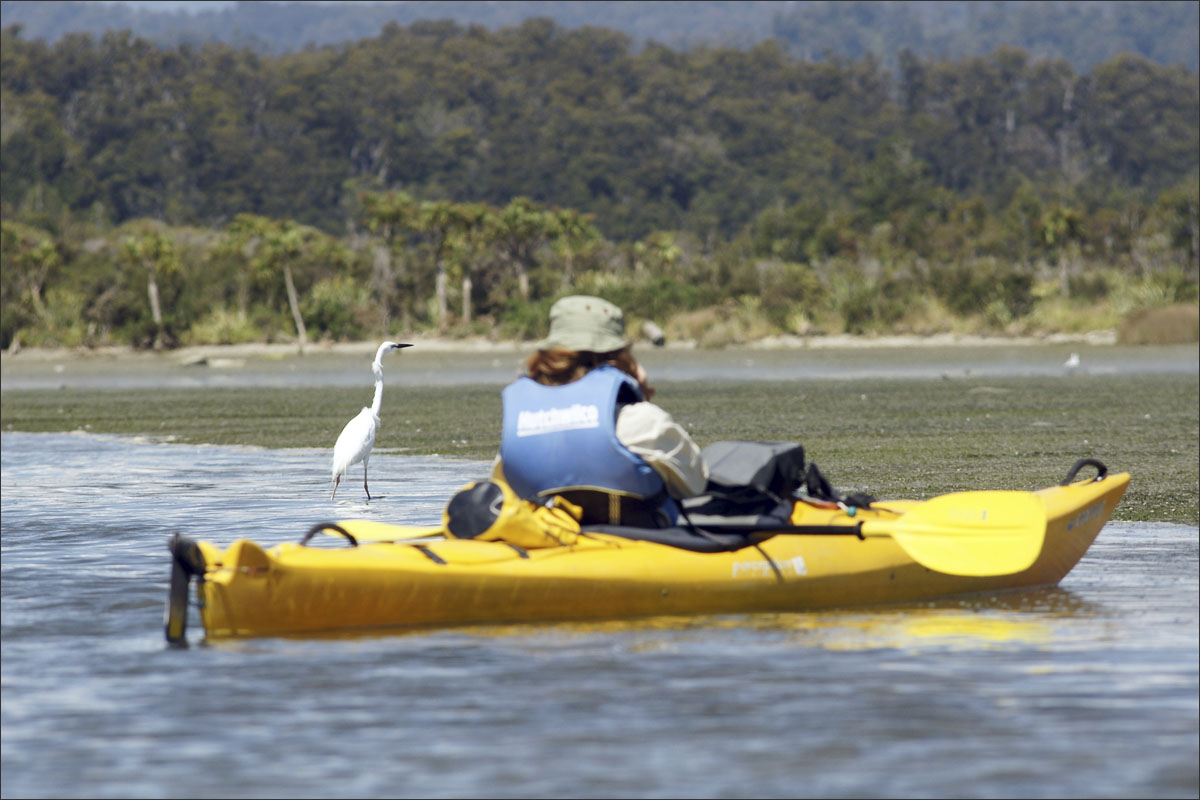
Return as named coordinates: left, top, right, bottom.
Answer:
left=1, top=19, right=1197, bottom=350
left=3, top=19, right=1196, bottom=240
left=4, top=1, right=1197, bottom=73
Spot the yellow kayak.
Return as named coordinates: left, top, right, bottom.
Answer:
left=165, top=460, right=1129, bottom=643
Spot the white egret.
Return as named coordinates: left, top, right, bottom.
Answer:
left=331, top=341, right=413, bottom=500
left=1064, top=352, right=1081, bottom=374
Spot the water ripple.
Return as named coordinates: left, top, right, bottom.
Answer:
left=2, top=432, right=1197, bottom=799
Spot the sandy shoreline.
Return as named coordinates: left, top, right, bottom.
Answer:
left=1, top=329, right=1120, bottom=364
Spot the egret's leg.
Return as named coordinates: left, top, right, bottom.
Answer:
left=363, top=459, right=371, bottom=500
left=331, top=475, right=341, bottom=500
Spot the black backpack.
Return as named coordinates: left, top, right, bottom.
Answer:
left=679, top=440, right=876, bottom=526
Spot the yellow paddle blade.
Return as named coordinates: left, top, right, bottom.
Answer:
left=326, top=519, right=445, bottom=543
left=862, top=491, right=1046, bottom=576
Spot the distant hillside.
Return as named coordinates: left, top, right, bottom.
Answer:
left=1, top=0, right=1196, bottom=72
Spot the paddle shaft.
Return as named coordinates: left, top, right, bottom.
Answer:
left=771, top=523, right=867, bottom=538
left=316, top=490, right=1046, bottom=576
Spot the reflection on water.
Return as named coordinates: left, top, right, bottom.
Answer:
left=446, top=608, right=1060, bottom=652
left=776, top=609, right=1055, bottom=651
left=266, top=603, right=1064, bottom=651
left=2, top=432, right=1197, bottom=799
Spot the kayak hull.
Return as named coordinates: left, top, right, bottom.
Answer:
left=176, top=471, right=1129, bottom=640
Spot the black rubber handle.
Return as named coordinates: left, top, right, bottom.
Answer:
left=299, top=522, right=358, bottom=547
left=1060, top=458, right=1108, bottom=485
left=165, top=534, right=206, bottom=647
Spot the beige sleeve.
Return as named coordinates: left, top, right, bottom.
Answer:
left=616, top=402, right=709, bottom=498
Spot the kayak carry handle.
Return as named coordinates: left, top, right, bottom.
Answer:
left=165, top=534, right=205, bottom=647
left=300, top=522, right=359, bottom=547
left=1060, top=458, right=1108, bottom=485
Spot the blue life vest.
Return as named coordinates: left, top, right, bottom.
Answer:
left=500, top=366, right=676, bottom=523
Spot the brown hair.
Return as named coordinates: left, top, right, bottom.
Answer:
left=524, top=347, right=655, bottom=401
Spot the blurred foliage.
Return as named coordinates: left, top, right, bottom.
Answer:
left=0, top=20, right=1197, bottom=350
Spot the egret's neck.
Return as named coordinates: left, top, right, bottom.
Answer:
left=369, top=364, right=384, bottom=416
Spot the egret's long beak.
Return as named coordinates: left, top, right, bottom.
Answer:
left=394, top=343, right=414, bottom=349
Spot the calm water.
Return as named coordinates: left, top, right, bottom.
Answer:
left=1, top=432, right=1197, bottom=799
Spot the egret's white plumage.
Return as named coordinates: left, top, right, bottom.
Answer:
left=1064, top=352, right=1081, bottom=373
left=331, top=341, right=412, bottom=500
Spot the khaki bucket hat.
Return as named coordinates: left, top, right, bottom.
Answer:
left=537, top=295, right=629, bottom=353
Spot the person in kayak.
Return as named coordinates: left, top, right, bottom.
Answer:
left=495, top=295, right=708, bottom=527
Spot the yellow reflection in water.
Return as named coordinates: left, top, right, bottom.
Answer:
left=206, top=592, right=1076, bottom=651
left=348, top=611, right=1049, bottom=651
left=775, top=610, right=1053, bottom=651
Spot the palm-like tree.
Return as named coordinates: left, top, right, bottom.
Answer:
left=118, top=221, right=180, bottom=350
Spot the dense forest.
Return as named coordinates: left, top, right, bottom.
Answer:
left=3, top=1, right=1198, bottom=72
left=1, top=16, right=1197, bottom=351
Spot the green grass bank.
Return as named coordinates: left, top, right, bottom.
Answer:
left=2, top=373, right=1196, bottom=525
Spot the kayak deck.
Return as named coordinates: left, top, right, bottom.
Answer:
left=167, top=469, right=1129, bottom=642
